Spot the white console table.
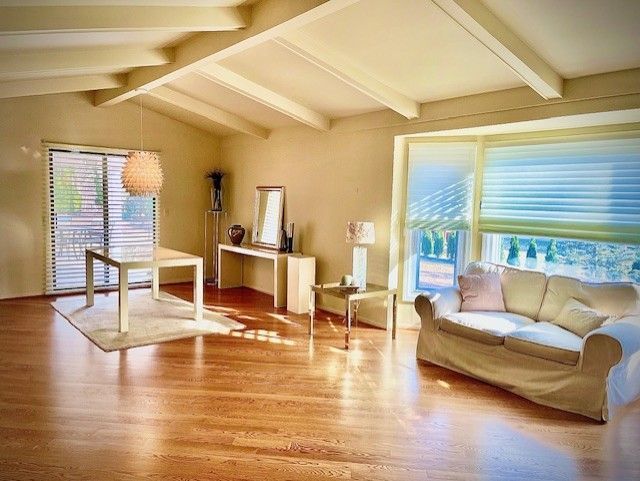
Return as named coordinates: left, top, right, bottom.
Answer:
left=218, top=244, right=297, bottom=308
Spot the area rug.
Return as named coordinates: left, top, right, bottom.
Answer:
left=51, top=289, right=245, bottom=352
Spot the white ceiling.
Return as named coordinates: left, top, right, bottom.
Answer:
left=482, top=0, right=640, bottom=78
left=299, top=0, right=524, bottom=102
left=214, top=40, right=384, bottom=118
left=170, top=72, right=297, bottom=129
left=0, top=0, right=638, bottom=136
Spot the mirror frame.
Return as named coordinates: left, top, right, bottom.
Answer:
left=251, top=186, right=285, bottom=249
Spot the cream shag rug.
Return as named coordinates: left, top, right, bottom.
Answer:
left=51, top=289, right=245, bottom=352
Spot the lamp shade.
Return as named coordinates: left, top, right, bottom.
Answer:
left=122, top=150, right=163, bottom=196
left=346, top=221, right=375, bottom=245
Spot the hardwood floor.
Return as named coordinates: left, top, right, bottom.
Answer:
left=0, top=284, right=639, bottom=480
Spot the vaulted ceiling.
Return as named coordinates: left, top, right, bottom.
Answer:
left=1, top=0, right=639, bottom=138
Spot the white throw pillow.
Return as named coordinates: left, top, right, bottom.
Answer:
left=553, top=298, right=609, bottom=337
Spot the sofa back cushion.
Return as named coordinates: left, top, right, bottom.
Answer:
left=538, top=275, right=640, bottom=322
left=464, top=262, right=547, bottom=319
left=500, top=267, right=548, bottom=320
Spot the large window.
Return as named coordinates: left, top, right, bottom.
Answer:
left=397, top=131, right=640, bottom=301
left=45, top=146, right=158, bottom=293
left=403, top=143, right=475, bottom=298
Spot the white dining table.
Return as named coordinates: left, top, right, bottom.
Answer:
left=85, top=246, right=203, bottom=333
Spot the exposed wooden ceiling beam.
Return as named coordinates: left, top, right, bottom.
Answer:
left=432, top=0, right=563, bottom=99
left=0, top=74, right=125, bottom=99
left=94, top=0, right=360, bottom=107
left=147, top=86, right=270, bottom=139
left=275, top=33, right=420, bottom=120
left=0, top=47, right=174, bottom=81
left=197, top=65, right=330, bottom=131
left=0, top=6, right=248, bottom=34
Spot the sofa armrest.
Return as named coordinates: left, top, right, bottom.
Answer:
left=414, top=287, right=462, bottom=331
left=581, top=316, right=640, bottom=376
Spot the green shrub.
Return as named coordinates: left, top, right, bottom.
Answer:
left=507, top=236, right=520, bottom=266
left=545, top=239, right=559, bottom=263
left=433, top=231, right=445, bottom=257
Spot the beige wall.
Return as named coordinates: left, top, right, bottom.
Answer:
left=0, top=92, right=219, bottom=299
left=221, top=125, right=399, bottom=327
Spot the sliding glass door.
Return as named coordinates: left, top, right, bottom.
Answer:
left=46, top=148, right=158, bottom=293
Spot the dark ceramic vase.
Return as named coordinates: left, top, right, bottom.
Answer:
left=228, top=224, right=245, bottom=245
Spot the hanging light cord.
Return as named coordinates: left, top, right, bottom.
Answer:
left=139, top=94, right=144, bottom=152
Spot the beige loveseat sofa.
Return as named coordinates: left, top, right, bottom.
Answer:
left=415, top=262, right=640, bottom=421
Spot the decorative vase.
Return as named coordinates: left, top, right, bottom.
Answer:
left=210, top=185, right=222, bottom=211
left=228, top=224, right=245, bottom=245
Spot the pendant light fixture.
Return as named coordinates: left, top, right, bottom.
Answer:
left=122, top=89, right=163, bottom=197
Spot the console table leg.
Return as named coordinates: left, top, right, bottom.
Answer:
left=309, top=290, right=315, bottom=336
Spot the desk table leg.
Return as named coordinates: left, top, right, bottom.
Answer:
left=194, top=260, right=203, bottom=321
left=85, top=253, right=94, bottom=307
left=118, top=266, right=129, bottom=333
left=152, top=266, right=159, bottom=300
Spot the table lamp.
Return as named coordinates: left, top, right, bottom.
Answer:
left=346, top=221, right=375, bottom=288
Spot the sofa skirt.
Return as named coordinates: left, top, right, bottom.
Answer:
left=417, top=326, right=609, bottom=421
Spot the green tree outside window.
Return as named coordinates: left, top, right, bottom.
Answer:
left=507, top=236, right=520, bottom=266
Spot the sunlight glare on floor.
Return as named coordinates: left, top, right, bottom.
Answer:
left=266, top=313, right=298, bottom=325
left=229, top=329, right=295, bottom=345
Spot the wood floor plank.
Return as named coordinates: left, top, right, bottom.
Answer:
left=0, top=284, right=639, bottom=480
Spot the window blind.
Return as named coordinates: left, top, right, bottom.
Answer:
left=479, top=137, right=640, bottom=244
left=45, top=146, right=158, bottom=293
left=405, top=143, right=476, bottom=231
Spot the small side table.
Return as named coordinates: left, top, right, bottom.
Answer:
left=309, top=283, right=397, bottom=349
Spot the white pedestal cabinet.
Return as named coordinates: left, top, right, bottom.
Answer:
left=287, top=255, right=316, bottom=314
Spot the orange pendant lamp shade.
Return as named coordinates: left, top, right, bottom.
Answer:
left=122, top=150, right=163, bottom=197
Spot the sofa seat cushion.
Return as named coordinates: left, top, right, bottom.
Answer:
left=504, top=322, right=582, bottom=366
left=439, top=311, right=535, bottom=346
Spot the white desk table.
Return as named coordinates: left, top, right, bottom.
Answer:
left=86, top=246, right=203, bottom=333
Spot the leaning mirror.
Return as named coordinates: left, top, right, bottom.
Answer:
left=252, top=186, right=285, bottom=249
